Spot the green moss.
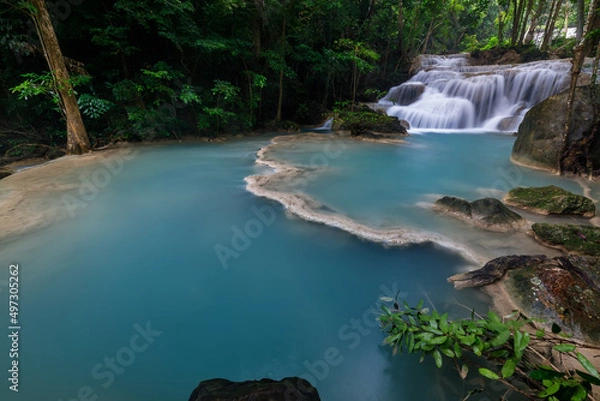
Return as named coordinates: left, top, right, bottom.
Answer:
left=532, top=223, right=600, bottom=256
left=334, top=104, right=408, bottom=136
left=506, top=185, right=595, bottom=217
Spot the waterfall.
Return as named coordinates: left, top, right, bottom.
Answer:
left=378, top=54, right=572, bottom=131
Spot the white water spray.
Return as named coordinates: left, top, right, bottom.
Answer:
left=378, top=54, right=572, bottom=131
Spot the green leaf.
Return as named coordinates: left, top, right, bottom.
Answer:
left=539, top=381, right=560, bottom=397
left=502, top=358, right=517, bottom=379
left=478, top=368, right=499, bottom=380
left=430, top=336, right=448, bottom=345
left=433, top=349, right=443, bottom=368
left=490, top=329, right=510, bottom=347
left=553, top=343, right=576, bottom=353
left=440, top=347, right=455, bottom=358
left=407, top=332, right=415, bottom=353
left=576, top=370, right=600, bottom=386
left=530, top=368, right=565, bottom=381
left=576, top=352, right=600, bottom=379
left=571, top=384, right=587, bottom=401
left=487, top=310, right=501, bottom=323
left=453, top=342, right=462, bottom=358
left=514, top=330, right=530, bottom=359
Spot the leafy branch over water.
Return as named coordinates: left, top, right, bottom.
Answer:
left=379, top=298, right=600, bottom=400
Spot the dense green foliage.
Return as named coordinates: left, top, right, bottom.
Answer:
left=380, top=299, right=600, bottom=400
left=0, top=0, right=594, bottom=152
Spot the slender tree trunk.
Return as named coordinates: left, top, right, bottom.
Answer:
left=397, top=0, right=405, bottom=61
left=524, top=0, right=546, bottom=44
left=542, top=0, right=563, bottom=50
left=559, top=0, right=600, bottom=175
left=275, top=18, right=286, bottom=123
left=511, top=0, right=527, bottom=45
left=563, top=0, right=570, bottom=37
left=518, top=0, right=534, bottom=44
left=30, top=0, right=90, bottom=155
left=576, top=0, right=585, bottom=42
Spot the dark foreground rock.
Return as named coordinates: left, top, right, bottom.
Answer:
left=511, top=85, right=600, bottom=176
left=532, top=223, right=600, bottom=256
left=505, top=185, right=595, bottom=217
left=434, top=196, right=526, bottom=232
left=449, top=254, right=600, bottom=344
left=188, top=377, right=321, bottom=401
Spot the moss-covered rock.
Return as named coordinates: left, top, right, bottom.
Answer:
left=335, top=104, right=409, bottom=137
left=188, top=377, right=321, bottom=401
left=511, top=85, right=600, bottom=176
left=434, top=196, right=526, bottom=232
left=504, top=255, right=600, bottom=344
left=449, top=254, right=600, bottom=344
left=505, top=185, right=595, bottom=217
left=532, top=223, right=600, bottom=256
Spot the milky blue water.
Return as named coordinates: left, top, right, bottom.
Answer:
left=0, top=133, right=594, bottom=401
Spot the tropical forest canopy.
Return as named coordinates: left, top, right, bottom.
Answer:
left=0, top=0, right=595, bottom=153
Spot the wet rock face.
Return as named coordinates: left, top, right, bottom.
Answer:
left=505, top=185, right=595, bottom=217
left=449, top=255, right=600, bottom=344
left=532, top=223, right=600, bottom=256
left=188, top=377, right=321, bottom=401
left=505, top=256, right=600, bottom=344
left=511, top=85, right=600, bottom=176
left=434, top=196, right=526, bottom=232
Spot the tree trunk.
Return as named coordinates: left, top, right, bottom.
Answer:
left=397, top=0, right=405, bottom=61
left=542, top=0, right=563, bottom=50
left=563, top=0, right=570, bottom=37
left=30, top=0, right=90, bottom=155
left=576, top=0, right=585, bottom=42
left=518, top=0, right=534, bottom=44
left=524, top=0, right=546, bottom=44
left=275, top=18, right=286, bottom=122
left=511, top=0, right=527, bottom=45
left=559, top=0, right=600, bottom=175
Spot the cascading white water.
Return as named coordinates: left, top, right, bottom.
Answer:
left=378, top=54, right=572, bottom=131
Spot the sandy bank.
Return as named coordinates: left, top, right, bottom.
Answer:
left=0, top=146, right=136, bottom=244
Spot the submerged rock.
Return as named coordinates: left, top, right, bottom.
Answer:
left=532, top=223, right=600, bottom=256
left=449, top=254, right=600, bottom=344
left=188, top=377, right=321, bottom=401
left=434, top=196, right=526, bottom=232
left=505, top=185, right=595, bottom=217
left=511, top=85, right=600, bottom=176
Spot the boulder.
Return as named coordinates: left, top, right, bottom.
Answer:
left=505, top=185, right=595, bottom=217
left=336, top=104, right=409, bottom=137
left=532, top=223, right=600, bottom=256
left=511, top=85, right=600, bottom=176
left=434, top=196, right=526, bottom=232
left=449, top=254, right=600, bottom=344
left=188, top=377, right=321, bottom=401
